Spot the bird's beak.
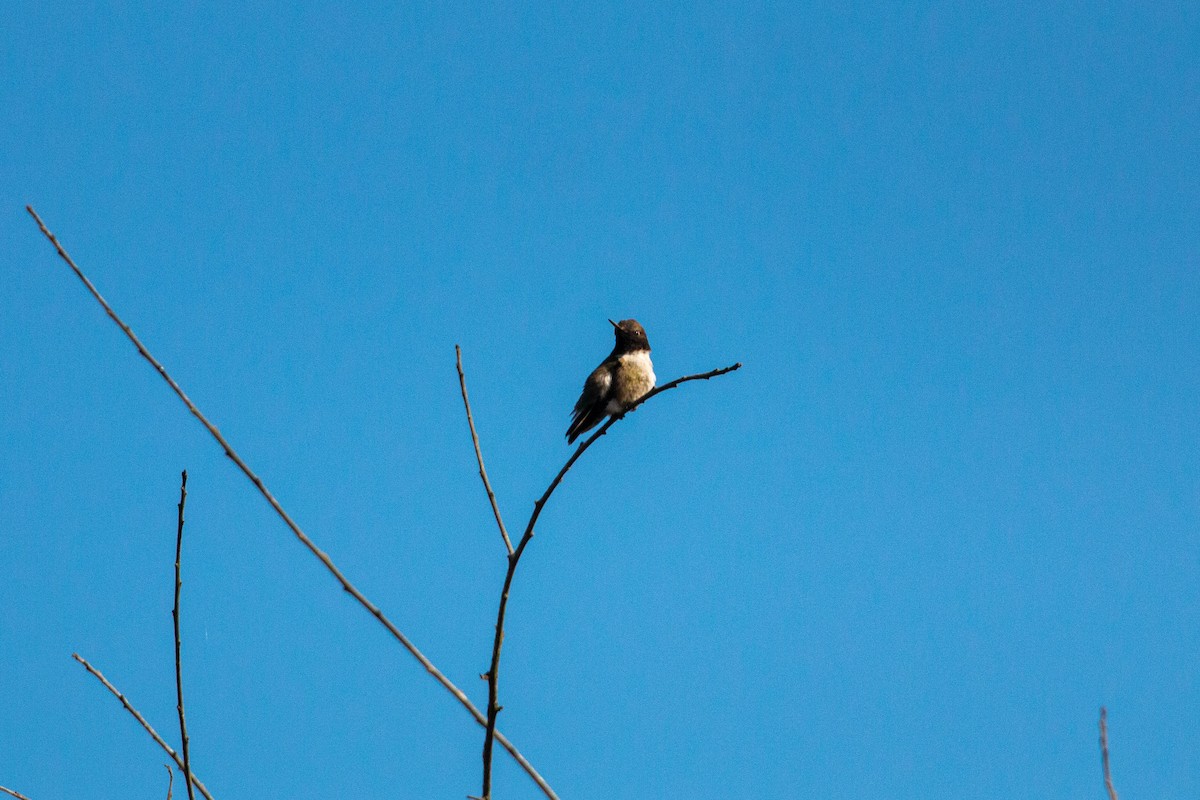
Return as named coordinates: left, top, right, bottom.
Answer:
left=608, top=319, right=619, bottom=329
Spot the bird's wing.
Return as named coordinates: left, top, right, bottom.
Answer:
left=566, top=363, right=612, bottom=443
left=572, top=364, right=611, bottom=416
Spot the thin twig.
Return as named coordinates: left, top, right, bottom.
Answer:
left=480, top=361, right=742, bottom=798
left=1099, top=707, right=1119, bottom=800
left=165, top=764, right=175, bottom=800
left=0, top=786, right=33, bottom=800
left=27, top=207, right=557, bottom=800
left=173, top=471, right=196, bottom=800
left=71, top=653, right=216, bottom=800
left=456, top=345, right=514, bottom=555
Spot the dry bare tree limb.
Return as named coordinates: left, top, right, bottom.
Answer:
left=27, top=208, right=557, bottom=800
left=1099, top=707, right=1119, bottom=800
left=71, top=653, right=215, bottom=800
left=479, top=361, right=742, bottom=799
left=165, top=764, right=175, bottom=800
left=173, top=471, right=196, bottom=800
left=0, top=785, right=33, bottom=800
left=456, top=345, right=514, bottom=555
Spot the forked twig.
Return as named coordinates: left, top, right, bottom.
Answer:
left=27, top=207, right=556, bottom=799
left=173, top=471, right=196, bottom=800
left=0, top=785, right=33, bottom=800
left=479, top=360, right=742, bottom=799
left=71, top=653, right=215, bottom=800
left=456, top=346, right=513, bottom=555
left=1099, top=707, right=1119, bottom=800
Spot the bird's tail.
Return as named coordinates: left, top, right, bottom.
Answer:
left=566, top=406, right=606, bottom=444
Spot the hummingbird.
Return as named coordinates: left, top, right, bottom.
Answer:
left=566, top=319, right=656, bottom=444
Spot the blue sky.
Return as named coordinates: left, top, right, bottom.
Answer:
left=2, top=2, right=1198, bottom=798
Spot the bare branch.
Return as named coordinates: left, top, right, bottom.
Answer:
left=173, top=471, right=196, bottom=800
left=71, top=653, right=216, bottom=800
left=1099, top=707, right=1119, bottom=800
left=165, top=764, right=175, bottom=800
left=480, top=360, right=742, bottom=798
left=0, top=785, right=33, bottom=800
left=456, top=345, right=514, bottom=555
left=28, top=208, right=556, bottom=800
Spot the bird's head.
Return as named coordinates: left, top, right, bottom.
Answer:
left=609, top=318, right=651, bottom=352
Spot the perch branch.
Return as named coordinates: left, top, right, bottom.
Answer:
left=71, top=653, right=215, bottom=800
left=0, top=786, right=33, bottom=800
left=456, top=345, right=514, bottom=555
left=480, top=361, right=742, bottom=799
left=1099, top=707, right=1119, bottom=800
left=173, top=471, right=196, bottom=800
left=28, top=208, right=556, bottom=800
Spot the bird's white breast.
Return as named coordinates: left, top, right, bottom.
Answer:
left=606, top=350, right=656, bottom=412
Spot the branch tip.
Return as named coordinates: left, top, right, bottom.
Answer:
left=174, top=472, right=197, bottom=800
left=72, top=653, right=215, bottom=800
left=1099, top=706, right=1118, bottom=800
left=456, top=345, right=515, bottom=555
